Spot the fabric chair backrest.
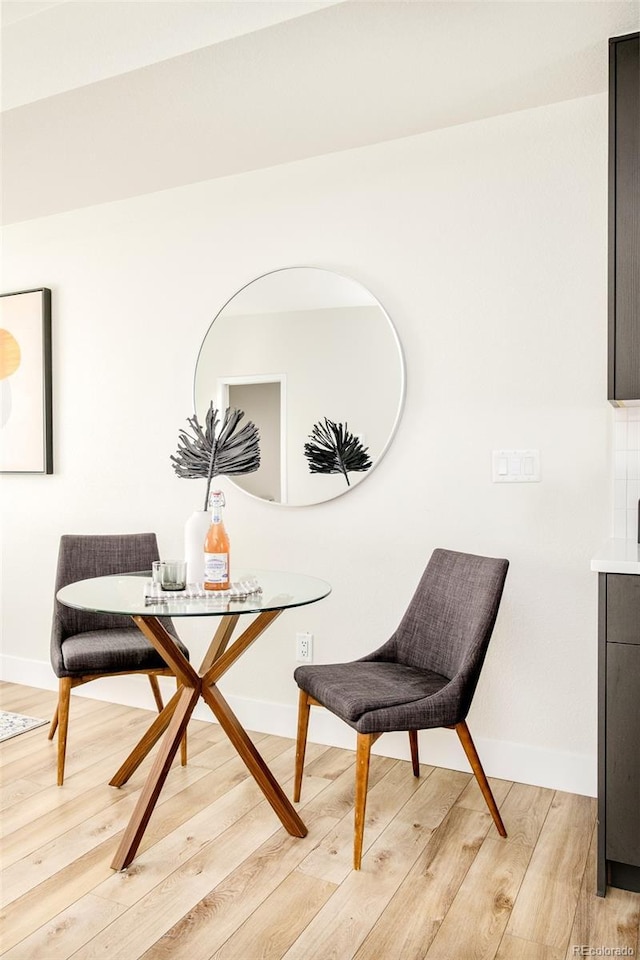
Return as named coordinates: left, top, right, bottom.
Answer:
left=53, top=533, right=160, bottom=641
left=388, top=548, right=509, bottom=683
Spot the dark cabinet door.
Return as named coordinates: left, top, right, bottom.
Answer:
left=606, top=640, right=640, bottom=865
left=609, top=33, right=640, bottom=402
left=606, top=574, right=640, bottom=644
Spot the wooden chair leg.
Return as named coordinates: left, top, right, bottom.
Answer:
left=354, top=733, right=376, bottom=870
left=48, top=703, right=59, bottom=740
left=294, top=689, right=312, bottom=803
left=409, top=730, right=420, bottom=777
left=56, top=677, right=72, bottom=786
left=177, top=678, right=187, bottom=766
left=148, top=674, right=164, bottom=712
left=455, top=721, right=507, bottom=838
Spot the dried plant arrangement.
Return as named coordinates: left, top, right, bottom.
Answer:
left=171, top=403, right=260, bottom=509
left=304, top=417, right=372, bottom=487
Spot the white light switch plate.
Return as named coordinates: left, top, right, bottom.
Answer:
left=492, top=449, right=540, bottom=482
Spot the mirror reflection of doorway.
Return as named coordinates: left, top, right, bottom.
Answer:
left=221, top=376, right=286, bottom=503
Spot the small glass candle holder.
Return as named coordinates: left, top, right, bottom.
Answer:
left=153, top=560, right=187, bottom=591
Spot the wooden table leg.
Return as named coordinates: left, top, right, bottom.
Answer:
left=109, top=688, right=182, bottom=787
left=201, top=608, right=306, bottom=836
left=198, top=614, right=240, bottom=674
left=111, top=609, right=308, bottom=871
left=111, top=683, right=200, bottom=870
left=202, top=683, right=307, bottom=838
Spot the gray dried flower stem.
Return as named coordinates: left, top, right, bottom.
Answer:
left=171, top=403, right=261, bottom=509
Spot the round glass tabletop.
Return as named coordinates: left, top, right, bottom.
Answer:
left=57, top=569, right=331, bottom=618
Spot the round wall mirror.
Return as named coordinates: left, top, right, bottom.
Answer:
left=194, top=267, right=405, bottom=506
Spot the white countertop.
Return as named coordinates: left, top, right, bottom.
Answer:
left=591, top=539, right=640, bottom=575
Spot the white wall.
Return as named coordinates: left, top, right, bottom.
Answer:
left=0, top=93, right=610, bottom=795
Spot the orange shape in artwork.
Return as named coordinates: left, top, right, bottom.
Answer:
left=0, top=329, right=21, bottom=380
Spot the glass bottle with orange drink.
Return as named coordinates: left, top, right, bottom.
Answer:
left=204, top=490, right=230, bottom=591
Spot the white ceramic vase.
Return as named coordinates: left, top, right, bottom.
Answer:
left=184, top=509, right=210, bottom=584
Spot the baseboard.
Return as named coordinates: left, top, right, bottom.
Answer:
left=1, top=654, right=596, bottom=797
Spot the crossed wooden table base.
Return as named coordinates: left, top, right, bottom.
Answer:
left=110, top=610, right=307, bottom=870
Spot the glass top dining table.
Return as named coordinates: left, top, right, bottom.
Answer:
left=57, top=569, right=331, bottom=871
left=57, top=569, right=331, bottom=618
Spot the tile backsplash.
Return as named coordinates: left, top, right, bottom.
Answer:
left=614, top=406, right=640, bottom=540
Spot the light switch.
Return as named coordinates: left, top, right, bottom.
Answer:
left=492, top=449, right=540, bottom=482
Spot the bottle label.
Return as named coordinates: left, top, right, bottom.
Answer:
left=204, top=552, right=229, bottom=584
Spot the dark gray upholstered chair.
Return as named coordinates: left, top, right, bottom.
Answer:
left=294, top=548, right=509, bottom=869
left=49, top=533, right=189, bottom=785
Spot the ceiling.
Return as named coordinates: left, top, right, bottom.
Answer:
left=1, top=0, right=638, bottom=224
left=0, top=1, right=342, bottom=109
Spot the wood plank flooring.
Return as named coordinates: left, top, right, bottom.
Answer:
left=1, top=682, right=638, bottom=960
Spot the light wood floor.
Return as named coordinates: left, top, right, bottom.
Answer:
left=1, top=682, right=639, bottom=960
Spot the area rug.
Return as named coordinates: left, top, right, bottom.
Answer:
left=0, top=711, right=48, bottom=742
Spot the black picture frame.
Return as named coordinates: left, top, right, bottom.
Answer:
left=0, top=288, right=53, bottom=474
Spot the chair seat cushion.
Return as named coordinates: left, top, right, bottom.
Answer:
left=61, top=627, right=189, bottom=675
left=294, top=660, right=450, bottom=725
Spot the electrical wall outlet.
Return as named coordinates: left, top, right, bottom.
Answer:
left=296, top=632, right=313, bottom=662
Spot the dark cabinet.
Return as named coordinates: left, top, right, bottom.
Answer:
left=598, top=573, right=640, bottom=896
left=608, top=33, right=640, bottom=404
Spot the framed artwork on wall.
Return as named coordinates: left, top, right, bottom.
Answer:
left=0, top=288, right=53, bottom=474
